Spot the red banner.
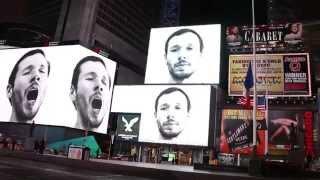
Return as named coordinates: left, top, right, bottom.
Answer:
left=304, top=111, right=314, bottom=157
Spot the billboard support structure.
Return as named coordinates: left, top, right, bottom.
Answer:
left=251, top=0, right=258, bottom=154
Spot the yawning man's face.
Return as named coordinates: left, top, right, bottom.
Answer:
left=9, top=53, right=49, bottom=121
left=74, top=61, right=109, bottom=129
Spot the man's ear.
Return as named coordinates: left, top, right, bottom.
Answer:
left=70, top=85, right=76, bottom=102
left=154, top=112, right=160, bottom=124
left=6, top=84, right=13, bottom=103
left=70, top=85, right=77, bottom=109
left=187, top=112, right=190, bottom=118
left=164, top=53, right=168, bottom=64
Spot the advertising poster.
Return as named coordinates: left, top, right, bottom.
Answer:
left=268, top=110, right=310, bottom=153
left=228, top=53, right=311, bottom=97
left=0, top=45, right=117, bottom=134
left=283, top=54, right=309, bottom=94
left=111, top=85, right=212, bottom=146
left=220, top=109, right=267, bottom=155
left=226, top=23, right=303, bottom=53
left=145, top=24, right=221, bottom=84
left=116, top=113, right=141, bottom=142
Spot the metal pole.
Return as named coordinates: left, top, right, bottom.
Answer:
left=265, top=95, right=269, bottom=155
left=251, top=0, right=257, bottom=148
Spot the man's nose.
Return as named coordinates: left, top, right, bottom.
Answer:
left=166, top=110, right=174, bottom=120
left=178, top=55, right=187, bottom=62
left=30, top=74, right=40, bottom=82
left=94, top=81, right=104, bottom=92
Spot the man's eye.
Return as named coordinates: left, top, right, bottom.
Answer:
left=86, top=77, right=94, bottom=80
left=23, top=70, right=31, bottom=75
left=39, top=69, right=46, bottom=74
left=175, top=105, right=181, bottom=110
left=170, top=49, right=177, bottom=52
left=187, top=46, right=193, bottom=51
left=102, top=79, right=107, bottom=86
left=160, top=106, right=169, bottom=111
left=170, top=46, right=180, bottom=52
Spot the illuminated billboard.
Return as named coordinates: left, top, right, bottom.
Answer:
left=226, top=23, right=304, bottom=53
left=111, top=85, right=212, bottom=146
left=220, top=109, right=267, bottom=155
left=144, top=24, right=221, bottom=84
left=228, top=53, right=311, bottom=97
left=116, top=113, right=141, bottom=142
left=0, top=45, right=117, bottom=134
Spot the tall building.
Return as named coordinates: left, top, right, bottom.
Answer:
left=55, top=0, right=161, bottom=84
left=267, top=0, right=299, bottom=24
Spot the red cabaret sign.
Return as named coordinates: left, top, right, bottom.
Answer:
left=304, top=111, right=314, bottom=157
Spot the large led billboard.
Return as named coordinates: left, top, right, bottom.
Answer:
left=0, top=45, right=117, bottom=134
left=111, top=85, right=212, bottom=146
left=228, top=53, right=311, bottom=97
left=144, top=24, right=221, bottom=84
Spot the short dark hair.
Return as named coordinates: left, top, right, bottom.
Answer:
left=154, top=87, right=191, bottom=113
left=71, top=56, right=110, bottom=90
left=165, top=28, right=204, bottom=55
left=8, top=49, right=50, bottom=87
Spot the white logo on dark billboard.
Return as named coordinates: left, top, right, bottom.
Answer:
left=121, top=116, right=139, bottom=132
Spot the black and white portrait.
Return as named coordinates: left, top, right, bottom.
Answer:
left=0, top=45, right=117, bottom=134
left=111, top=85, right=211, bottom=146
left=154, top=87, right=191, bottom=140
left=70, top=56, right=112, bottom=131
left=144, top=24, right=221, bottom=84
left=6, top=49, right=50, bottom=122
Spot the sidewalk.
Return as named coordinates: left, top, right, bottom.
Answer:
left=0, top=150, right=319, bottom=180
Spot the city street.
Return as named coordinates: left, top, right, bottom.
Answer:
left=0, top=156, right=154, bottom=180
left=0, top=151, right=320, bottom=180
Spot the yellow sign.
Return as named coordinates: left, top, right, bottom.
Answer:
left=228, top=53, right=310, bottom=96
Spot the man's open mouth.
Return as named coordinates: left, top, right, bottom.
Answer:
left=92, top=98, right=102, bottom=109
left=27, top=89, right=38, bottom=101
left=175, top=62, right=189, bottom=68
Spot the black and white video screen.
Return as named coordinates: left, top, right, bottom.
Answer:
left=111, top=85, right=212, bottom=146
left=144, top=24, right=221, bottom=84
left=0, top=45, right=117, bottom=134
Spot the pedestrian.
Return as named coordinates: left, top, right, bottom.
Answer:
left=34, top=140, right=39, bottom=153
left=39, top=139, right=45, bottom=154
left=289, top=123, right=297, bottom=151
left=306, top=154, right=313, bottom=170
left=172, top=155, right=175, bottom=165
left=11, top=138, right=16, bottom=151
left=3, top=138, right=8, bottom=149
left=30, top=120, right=35, bottom=137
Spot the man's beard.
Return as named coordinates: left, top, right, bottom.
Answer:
left=13, top=103, right=37, bottom=122
left=169, top=69, right=193, bottom=81
left=158, top=122, right=181, bottom=139
left=159, top=128, right=181, bottom=139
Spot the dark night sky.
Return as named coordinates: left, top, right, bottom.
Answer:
left=180, top=0, right=268, bottom=26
